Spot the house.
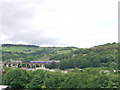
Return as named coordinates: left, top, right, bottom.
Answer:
left=0, top=85, right=11, bottom=90
left=100, top=70, right=110, bottom=74
left=10, top=60, right=22, bottom=63
left=62, top=71, right=68, bottom=74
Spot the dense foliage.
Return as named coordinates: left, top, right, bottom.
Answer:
left=2, top=67, right=119, bottom=89
left=47, top=43, right=118, bottom=70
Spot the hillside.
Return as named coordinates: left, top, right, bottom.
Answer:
left=1, top=42, right=118, bottom=69
left=2, top=44, right=79, bottom=62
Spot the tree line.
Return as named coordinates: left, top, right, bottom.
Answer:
left=2, top=44, right=39, bottom=48
left=2, top=67, right=119, bottom=89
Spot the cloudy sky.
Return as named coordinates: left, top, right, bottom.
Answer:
left=0, top=0, right=119, bottom=48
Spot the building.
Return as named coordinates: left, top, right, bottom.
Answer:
left=0, top=85, right=11, bottom=90
left=10, top=60, right=22, bottom=63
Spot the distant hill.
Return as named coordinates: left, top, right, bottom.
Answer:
left=1, top=42, right=118, bottom=69
left=2, top=44, right=79, bottom=62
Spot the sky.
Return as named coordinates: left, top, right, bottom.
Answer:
left=0, top=0, right=119, bottom=48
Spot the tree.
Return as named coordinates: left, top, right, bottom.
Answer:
left=3, top=69, right=29, bottom=89
left=109, top=62, right=117, bottom=70
left=44, top=72, right=64, bottom=88
left=60, top=72, right=92, bottom=88
left=26, top=75, right=44, bottom=88
left=92, top=73, right=119, bottom=88
left=26, top=70, right=46, bottom=88
left=45, top=62, right=58, bottom=69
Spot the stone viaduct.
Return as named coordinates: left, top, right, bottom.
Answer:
left=1, top=60, right=60, bottom=69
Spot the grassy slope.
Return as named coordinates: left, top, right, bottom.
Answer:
left=2, top=45, right=72, bottom=61
left=2, top=42, right=118, bottom=62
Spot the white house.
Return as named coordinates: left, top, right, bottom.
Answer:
left=0, top=85, right=10, bottom=90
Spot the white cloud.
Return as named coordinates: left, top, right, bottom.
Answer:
left=0, top=0, right=119, bottom=48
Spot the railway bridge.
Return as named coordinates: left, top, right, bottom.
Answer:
left=2, top=60, right=60, bottom=69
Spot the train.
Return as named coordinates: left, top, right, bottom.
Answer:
left=29, top=60, right=60, bottom=63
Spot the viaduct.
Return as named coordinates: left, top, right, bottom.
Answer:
left=1, top=60, right=60, bottom=69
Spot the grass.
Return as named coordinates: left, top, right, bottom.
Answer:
left=2, top=46, right=38, bottom=52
